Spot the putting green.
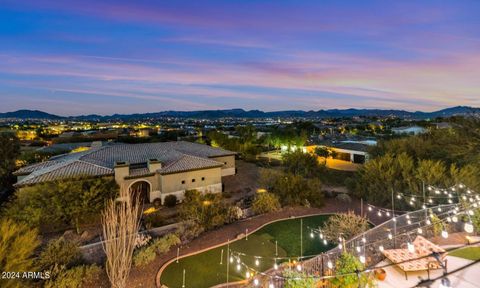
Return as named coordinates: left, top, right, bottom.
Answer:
left=160, top=214, right=334, bottom=288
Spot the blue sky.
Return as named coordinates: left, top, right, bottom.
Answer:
left=0, top=0, right=479, bottom=115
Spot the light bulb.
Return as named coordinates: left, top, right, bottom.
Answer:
left=274, top=263, right=278, bottom=270
left=254, top=278, right=259, bottom=286
left=441, top=230, right=449, bottom=238
left=426, top=219, right=431, bottom=225
left=409, top=201, right=414, bottom=206
left=407, top=220, right=412, bottom=225
left=269, top=283, right=274, bottom=288
left=464, top=222, right=474, bottom=233
left=377, top=211, right=382, bottom=217
left=407, top=242, right=415, bottom=253
left=229, top=257, right=234, bottom=263
left=406, top=215, right=410, bottom=219
left=429, top=199, right=433, bottom=204
left=296, top=264, right=302, bottom=271
left=379, top=245, right=384, bottom=252
left=338, top=243, right=343, bottom=249
left=236, top=264, right=241, bottom=271
left=356, top=246, right=361, bottom=252
left=448, top=199, right=453, bottom=204
left=469, top=210, right=474, bottom=216
left=319, top=233, right=324, bottom=239
left=310, top=232, right=314, bottom=238
left=246, top=271, right=251, bottom=278
left=452, top=216, right=458, bottom=223
left=438, top=207, right=442, bottom=212
left=393, top=218, right=397, bottom=222
left=397, top=194, right=402, bottom=199
left=386, top=212, right=391, bottom=217
left=388, top=233, right=393, bottom=240
left=362, top=237, right=366, bottom=243
left=446, top=217, right=451, bottom=223
left=323, top=239, right=327, bottom=245
left=359, top=255, right=366, bottom=264
left=417, top=228, right=423, bottom=234
left=255, top=259, right=260, bottom=266
left=422, top=205, right=426, bottom=209
left=368, top=206, right=372, bottom=211
left=327, top=260, right=333, bottom=269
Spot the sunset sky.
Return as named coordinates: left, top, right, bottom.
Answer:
left=1, top=0, right=479, bottom=115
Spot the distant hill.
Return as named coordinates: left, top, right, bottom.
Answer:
left=1, top=106, right=479, bottom=120
left=0, top=109, right=62, bottom=120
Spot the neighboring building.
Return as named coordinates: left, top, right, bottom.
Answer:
left=14, top=141, right=236, bottom=204
left=307, top=140, right=375, bottom=165
left=392, top=126, right=427, bottom=135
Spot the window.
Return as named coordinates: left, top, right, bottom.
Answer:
left=192, top=179, right=196, bottom=183
left=181, top=180, right=185, bottom=184
left=201, top=177, right=205, bottom=181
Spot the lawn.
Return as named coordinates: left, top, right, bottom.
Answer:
left=160, top=214, right=334, bottom=288
left=450, top=247, right=480, bottom=261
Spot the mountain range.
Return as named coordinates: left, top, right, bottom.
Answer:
left=1, top=106, right=479, bottom=120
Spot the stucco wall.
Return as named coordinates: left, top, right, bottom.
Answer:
left=210, top=155, right=236, bottom=176
left=160, top=167, right=222, bottom=194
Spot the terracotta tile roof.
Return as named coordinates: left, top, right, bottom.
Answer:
left=14, top=141, right=234, bottom=186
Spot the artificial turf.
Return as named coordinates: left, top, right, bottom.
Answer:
left=160, top=214, right=334, bottom=288
left=449, top=247, right=480, bottom=261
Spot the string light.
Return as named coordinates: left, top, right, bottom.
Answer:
left=327, top=260, right=333, bottom=269
left=359, top=255, right=366, bottom=264
left=407, top=242, right=415, bottom=253
left=253, top=278, right=259, bottom=286
left=379, top=245, right=384, bottom=252
left=441, top=230, right=449, bottom=239
left=255, top=259, right=260, bottom=266
left=417, top=227, right=423, bottom=234
left=464, top=222, right=474, bottom=233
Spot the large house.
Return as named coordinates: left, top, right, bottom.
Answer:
left=14, top=141, right=236, bottom=204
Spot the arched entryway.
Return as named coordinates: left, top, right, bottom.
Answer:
left=129, top=180, right=151, bottom=204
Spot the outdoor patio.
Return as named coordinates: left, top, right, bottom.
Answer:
left=377, top=254, right=480, bottom=288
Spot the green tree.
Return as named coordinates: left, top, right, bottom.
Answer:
left=4, top=177, right=118, bottom=232
left=179, top=190, right=228, bottom=230
left=0, top=219, right=40, bottom=288
left=252, top=192, right=281, bottom=214
left=330, top=253, right=374, bottom=288
left=322, top=212, right=369, bottom=242
left=283, top=150, right=325, bottom=178
left=260, top=169, right=324, bottom=207
left=0, top=132, right=20, bottom=193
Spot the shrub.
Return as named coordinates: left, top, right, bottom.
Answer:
left=153, top=198, right=162, bottom=208
left=37, top=237, right=82, bottom=270
left=330, top=253, right=375, bottom=288
left=134, top=233, right=152, bottom=249
left=133, top=234, right=180, bottom=266
left=176, top=221, right=205, bottom=243
left=164, top=195, right=177, bottom=207
left=252, top=192, right=281, bottom=215
left=322, top=212, right=369, bottom=242
left=44, top=264, right=101, bottom=288
left=151, top=234, right=181, bottom=254
left=0, top=219, right=39, bottom=288
left=283, top=268, right=318, bottom=288
left=144, top=212, right=165, bottom=229
left=226, top=206, right=244, bottom=222
left=133, top=245, right=157, bottom=267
